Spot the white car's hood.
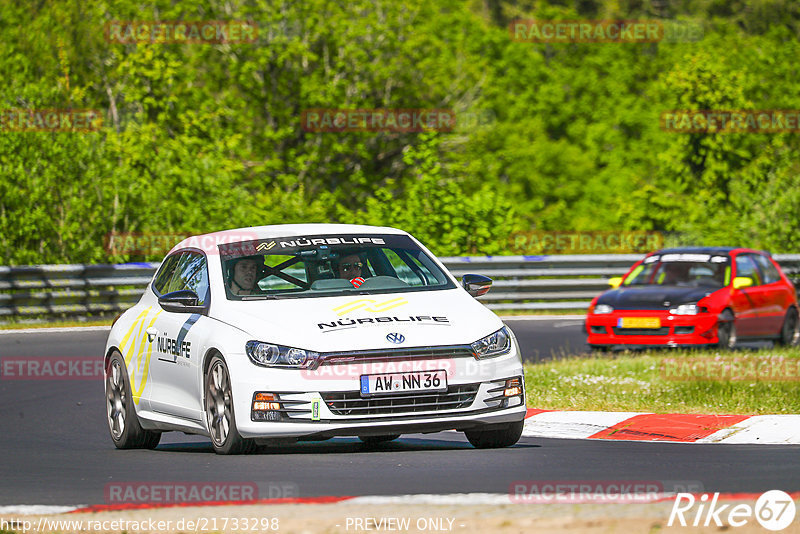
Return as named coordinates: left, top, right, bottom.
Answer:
left=211, top=288, right=502, bottom=352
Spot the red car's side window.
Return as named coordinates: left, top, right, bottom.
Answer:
left=752, top=254, right=782, bottom=284
left=735, top=255, right=762, bottom=286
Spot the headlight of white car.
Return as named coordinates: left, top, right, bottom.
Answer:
left=593, top=304, right=614, bottom=314
left=471, top=326, right=512, bottom=359
left=246, top=341, right=320, bottom=369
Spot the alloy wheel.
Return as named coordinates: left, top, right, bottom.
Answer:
left=206, top=361, right=232, bottom=446
left=106, top=359, right=127, bottom=439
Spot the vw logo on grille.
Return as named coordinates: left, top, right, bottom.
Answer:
left=386, top=332, right=405, bottom=344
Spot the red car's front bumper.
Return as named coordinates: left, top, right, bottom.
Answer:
left=585, top=310, right=721, bottom=348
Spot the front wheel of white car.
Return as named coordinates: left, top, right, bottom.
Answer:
left=464, top=420, right=524, bottom=449
left=205, top=355, right=255, bottom=455
left=105, top=351, right=161, bottom=449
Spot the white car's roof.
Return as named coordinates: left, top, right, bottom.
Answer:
left=171, top=223, right=410, bottom=254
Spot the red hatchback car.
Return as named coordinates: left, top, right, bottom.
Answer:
left=585, top=247, right=799, bottom=350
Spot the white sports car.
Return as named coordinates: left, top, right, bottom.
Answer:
left=104, top=224, right=526, bottom=454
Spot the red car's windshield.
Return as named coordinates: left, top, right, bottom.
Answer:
left=623, top=253, right=731, bottom=288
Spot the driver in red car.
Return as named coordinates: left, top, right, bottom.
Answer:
left=659, top=262, right=690, bottom=285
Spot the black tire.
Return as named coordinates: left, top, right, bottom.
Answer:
left=105, top=351, right=161, bottom=449
left=205, top=355, right=255, bottom=455
left=716, top=311, right=737, bottom=350
left=464, top=420, right=524, bottom=449
left=778, top=307, right=800, bottom=346
left=358, top=434, right=400, bottom=445
left=589, top=345, right=610, bottom=353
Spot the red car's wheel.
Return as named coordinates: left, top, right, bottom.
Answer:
left=716, top=310, right=737, bottom=350
left=778, top=307, right=799, bottom=347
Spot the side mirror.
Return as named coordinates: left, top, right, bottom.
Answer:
left=608, top=277, right=623, bottom=289
left=462, top=274, right=492, bottom=298
left=158, top=290, right=206, bottom=313
left=732, top=277, right=753, bottom=290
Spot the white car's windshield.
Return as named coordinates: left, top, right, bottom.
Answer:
left=219, top=233, right=455, bottom=299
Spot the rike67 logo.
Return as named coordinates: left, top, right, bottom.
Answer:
left=669, top=490, right=796, bottom=531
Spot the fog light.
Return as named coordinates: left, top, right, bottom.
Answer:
left=254, top=401, right=281, bottom=410
left=504, top=377, right=522, bottom=397
left=699, top=327, right=715, bottom=339
left=252, top=392, right=282, bottom=421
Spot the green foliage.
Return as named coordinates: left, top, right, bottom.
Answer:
left=1, top=0, right=799, bottom=264
left=343, top=134, right=519, bottom=255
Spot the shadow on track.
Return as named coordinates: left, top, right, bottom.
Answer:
left=154, top=436, right=540, bottom=455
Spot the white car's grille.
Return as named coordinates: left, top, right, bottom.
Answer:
left=315, top=346, right=475, bottom=367
left=321, top=383, right=479, bottom=416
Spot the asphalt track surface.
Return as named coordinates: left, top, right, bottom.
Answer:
left=0, top=322, right=798, bottom=506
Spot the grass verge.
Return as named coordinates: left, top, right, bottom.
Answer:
left=523, top=347, right=800, bottom=415
left=494, top=309, right=586, bottom=317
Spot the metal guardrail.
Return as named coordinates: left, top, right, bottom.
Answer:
left=0, top=263, right=157, bottom=319
left=444, top=254, right=800, bottom=311
left=1, top=255, right=799, bottom=320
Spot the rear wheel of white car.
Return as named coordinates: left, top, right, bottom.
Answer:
left=205, top=356, right=254, bottom=455
left=778, top=307, right=800, bottom=346
left=105, top=351, right=161, bottom=449
left=464, top=420, right=523, bottom=449
left=358, top=434, right=400, bottom=445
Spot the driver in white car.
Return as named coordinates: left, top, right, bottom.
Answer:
left=228, top=257, right=259, bottom=295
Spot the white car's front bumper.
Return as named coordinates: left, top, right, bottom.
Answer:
left=226, top=348, right=526, bottom=439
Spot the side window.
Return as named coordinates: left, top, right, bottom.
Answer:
left=156, top=252, right=210, bottom=305
left=735, top=255, right=761, bottom=286
left=153, top=254, right=183, bottom=295
left=181, top=254, right=210, bottom=304
left=382, top=249, right=443, bottom=286
left=752, top=254, right=781, bottom=284
left=384, top=249, right=419, bottom=285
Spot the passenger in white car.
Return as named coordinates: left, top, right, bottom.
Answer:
left=334, top=253, right=366, bottom=287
